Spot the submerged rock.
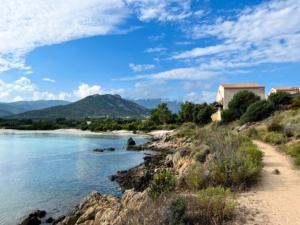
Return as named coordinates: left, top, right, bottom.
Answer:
left=93, top=147, right=115, bottom=152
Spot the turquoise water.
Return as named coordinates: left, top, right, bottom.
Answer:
left=0, top=132, right=149, bottom=225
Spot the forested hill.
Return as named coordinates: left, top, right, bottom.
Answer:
left=9, top=94, right=150, bottom=119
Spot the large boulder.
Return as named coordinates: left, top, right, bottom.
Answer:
left=127, top=137, right=136, bottom=146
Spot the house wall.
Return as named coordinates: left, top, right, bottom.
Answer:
left=270, top=88, right=300, bottom=95
left=222, top=88, right=265, bottom=109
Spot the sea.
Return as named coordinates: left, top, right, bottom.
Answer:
left=0, top=131, right=150, bottom=225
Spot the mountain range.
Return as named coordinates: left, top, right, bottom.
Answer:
left=0, top=100, right=70, bottom=117
left=133, top=99, right=182, bottom=112
left=8, top=94, right=150, bottom=119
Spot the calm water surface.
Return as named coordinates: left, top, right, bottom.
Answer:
left=0, top=132, right=150, bottom=225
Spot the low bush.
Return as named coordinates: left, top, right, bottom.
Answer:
left=196, top=186, right=236, bottom=225
left=285, top=143, right=300, bottom=166
left=269, top=91, right=292, bottom=107
left=267, top=120, right=283, bottom=132
left=193, top=145, right=210, bottom=163
left=291, top=96, right=300, bottom=109
left=207, top=133, right=263, bottom=188
left=182, top=163, right=206, bottom=191
left=246, top=127, right=259, bottom=138
left=149, top=170, right=177, bottom=200
left=170, top=197, right=188, bottom=225
left=240, top=100, right=275, bottom=124
left=263, top=132, right=287, bottom=145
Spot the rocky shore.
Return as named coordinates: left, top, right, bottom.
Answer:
left=19, top=131, right=182, bottom=225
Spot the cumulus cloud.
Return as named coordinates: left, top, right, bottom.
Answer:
left=0, top=0, right=193, bottom=73
left=73, top=83, right=103, bottom=99
left=0, top=0, right=131, bottom=73
left=129, top=63, right=155, bottom=72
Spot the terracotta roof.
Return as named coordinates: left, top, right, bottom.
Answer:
left=221, top=83, right=265, bottom=89
left=272, top=87, right=300, bottom=91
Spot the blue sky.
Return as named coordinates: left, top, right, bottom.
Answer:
left=0, top=0, right=299, bottom=102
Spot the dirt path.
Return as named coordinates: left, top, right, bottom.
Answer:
left=234, top=140, right=300, bottom=225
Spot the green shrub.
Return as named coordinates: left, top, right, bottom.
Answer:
left=286, top=143, right=300, bottom=166
left=263, top=132, right=287, bottom=145
left=269, top=91, right=292, bottom=107
left=291, top=96, right=300, bottom=109
left=267, top=120, right=283, bottom=132
left=149, top=170, right=177, bottom=200
left=221, top=91, right=260, bottom=123
left=246, top=128, right=258, bottom=138
left=221, top=109, right=237, bottom=123
left=197, top=186, right=236, bottom=225
left=193, top=145, right=210, bottom=163
left=208, top=134, right=263, bottom=188
left=170, top=197, right=188, bottom=225
left=183, top=163, right=206, bottom=191
left=240, top=100, right=275, bottom=124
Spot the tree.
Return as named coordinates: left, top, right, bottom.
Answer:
left=149, top=103, right=173, bottom=125
left=268, top=91, right=292, bottom=107
left=193, top=103, right=215, bottom=125
left=240, top=100, right=275, bottom=124
left=222, top=91, right=260, bottom=123
left=178, top=102, right=195, bottom=122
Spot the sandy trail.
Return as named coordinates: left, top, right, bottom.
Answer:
left=235, top=140, right=300, bottom=225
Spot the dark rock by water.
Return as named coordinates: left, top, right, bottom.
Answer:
left=93, top=147, right=115, bottom=152
left=127, top=137, right=136, bottom=146
left=19, top=210, right=46, bottom=225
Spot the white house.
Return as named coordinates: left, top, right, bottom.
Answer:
left=212, top=83, right=266, bottom=121
left=270, top=87, right=300, bottom=95
left=216, top=83, right=266, bottom=109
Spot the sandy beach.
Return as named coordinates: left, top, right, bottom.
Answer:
left=0, top=128, right=173, bottom=138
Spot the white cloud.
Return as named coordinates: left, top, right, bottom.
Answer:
left=0, top=0, right=131, bottom=73
left=0, top=0, right=193, bottom=73
left=43, top=78, right=56, bottom=83
left=127, top=0, right=192, bottom=22
left=146, top=47, right=167, bottom=53
left=129, top=63, right=155, bottom=72
left=172, top=44, right=237, bottom=59
left=178, top=0, right=300, bottom=69
left=73, top=83, right=103, bottom=99
left=184, top=91, right=216, bottom=103
left=149, top=67, right=219, bottom=80
left=13, top=96, right=24, bottom=102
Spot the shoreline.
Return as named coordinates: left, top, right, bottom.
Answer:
left=0, top=128, right=173, bottom=138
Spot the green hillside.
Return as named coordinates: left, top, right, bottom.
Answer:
left=10, top=94, right=150, bottom=119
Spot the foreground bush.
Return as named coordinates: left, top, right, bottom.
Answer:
left=240, top=100, right=275, bottom=124
left=182, top=163, right=206, bottom=191
left=170, top=197, right=188, bottom=225
left=263, top=132, right=287, bottom=145
left=197, top=186, right=236, bottom=225
left=149, top=170, right=177, bottom=200
left=207, top=132, right=263, bottom=188
left=284, top=143, right=300, bottom=165
left=291, top=96, right=300, bottom=109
